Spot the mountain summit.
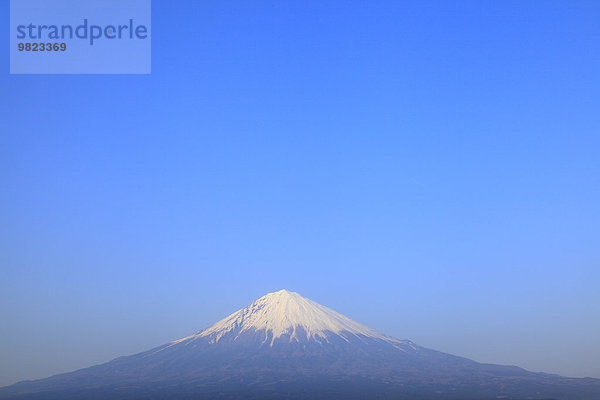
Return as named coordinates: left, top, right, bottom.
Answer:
left=1, top=290, right=599, bottom=400
left=175, top=289, right=396, bottom=345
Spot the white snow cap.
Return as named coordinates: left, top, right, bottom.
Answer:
left=176, top=289, right=401, bottom=346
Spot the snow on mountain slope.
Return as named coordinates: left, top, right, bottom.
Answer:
left=172, top=289, right=401, bottom=346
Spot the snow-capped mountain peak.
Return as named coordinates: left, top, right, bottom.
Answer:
left=174, top=289, right=397, bottom=346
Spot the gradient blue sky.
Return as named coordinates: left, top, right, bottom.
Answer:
left=1, top=0, right=599, bottom=386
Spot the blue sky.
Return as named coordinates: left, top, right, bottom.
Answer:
left=1, top=0, right=599, bottom=386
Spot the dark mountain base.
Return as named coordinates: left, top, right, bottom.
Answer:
left=2, top=376, right=597, bottom=400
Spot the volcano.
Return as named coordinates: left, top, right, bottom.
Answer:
left=1, top=289, right=599, bottom=399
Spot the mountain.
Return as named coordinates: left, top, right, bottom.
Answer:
left=1, top=289, right=599, bottom=400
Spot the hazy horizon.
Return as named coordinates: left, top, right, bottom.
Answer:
left=2, top=0, right=599, bottom=387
